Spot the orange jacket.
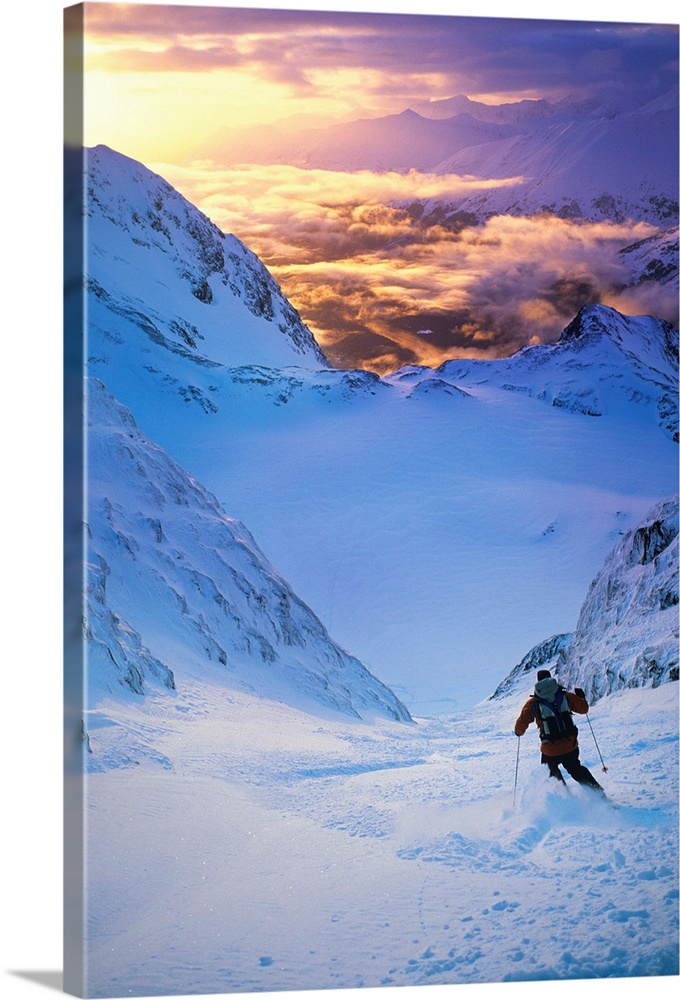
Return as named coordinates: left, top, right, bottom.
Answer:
left=514, top=689, right=590, bottom=757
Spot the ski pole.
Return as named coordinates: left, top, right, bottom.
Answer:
left=585, top=713, right=608, bottom=772
left=513, top=735, right=521, bottom=808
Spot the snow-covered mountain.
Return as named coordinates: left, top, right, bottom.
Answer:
left=83, top=145, right=329, bottom=371
left=560, top=495, right=678, bottom=699
left=486, top=633, right=573, bottom=701
left=85, top=377, right=412, bottom=725
left=389, top=304, right=679, bottom=441
left=409, top=93, right=557, bottom=124
left=619, top=225, right=679, bottom=288
left=192, top=91, right=678, bottom=227
left=81, top=146, right=678, bottom=713
left=439, top=89, right=679, bottom=225
left=490, top=495, right=678, bottom=703
left=190, top=108, right=513, bottom=173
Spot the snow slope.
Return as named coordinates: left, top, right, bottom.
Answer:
left=190, top=307, right=677, bottom=712
left=619, top=225, right=679, bottom=287
left=81, top=147, right=678, bottom=713
left=126, top=362, right=678, bottom=712
left=82, top=678, right=678, bottom=996
left=85, top=377, right=411, bottom=726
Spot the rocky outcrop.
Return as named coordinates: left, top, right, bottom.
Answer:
left=492, top=497, right=679, bottom=703
left=560, top=496, right=678, bottom=700
left=488, top=634, right=572, bottom=701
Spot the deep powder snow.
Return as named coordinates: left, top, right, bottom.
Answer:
left=83, top=681, right=678, bottom=996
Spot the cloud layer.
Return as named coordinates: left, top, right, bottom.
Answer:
left=83, top=6, right=679, bottom=117
left=157, top=161, right=673, bottom=372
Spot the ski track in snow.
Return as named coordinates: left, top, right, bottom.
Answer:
left=84, top=682, right=679, bottom=996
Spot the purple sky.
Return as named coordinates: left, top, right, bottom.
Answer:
left=84, top=5, right=678, bottom=111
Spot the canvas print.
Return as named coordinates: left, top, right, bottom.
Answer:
left=63, top=2, right=679, bottom=997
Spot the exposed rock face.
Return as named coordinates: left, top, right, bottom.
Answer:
left=492, top=497, right=679, bottom=703
left=560, top=496, right=679, bottom=700
left=488, top=633, right=572, bottom=701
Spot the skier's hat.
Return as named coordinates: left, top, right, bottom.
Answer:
left=536, top=669, right=552, bottom=681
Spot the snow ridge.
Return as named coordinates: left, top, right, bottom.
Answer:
left=85, top=378, right=412, bottom=729
left=409, top=93, right=557, bottom=124
left=388, top=304, right=679, bottom=441
left=488, top=633, right=572, bottom=701
left=84, top=145, right=329, bottom=370
left=493, top=496, right=679, bottom=703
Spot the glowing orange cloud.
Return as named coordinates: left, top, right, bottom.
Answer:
left=147, top=160, right=668, bottom=373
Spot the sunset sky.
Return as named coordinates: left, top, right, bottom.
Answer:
left=67, top=2, right=679, bottom=371
left=74, top=3, right=677, bottom=160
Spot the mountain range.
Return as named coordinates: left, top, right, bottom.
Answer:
left=191, top=89, right=679, bottom=227
left=78, top=144, right=678, bottom=718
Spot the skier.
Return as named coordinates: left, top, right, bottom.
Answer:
left=514, top=669, right=606, bottom=793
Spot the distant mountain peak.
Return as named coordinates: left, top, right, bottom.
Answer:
left=558, top=303, right=625, bottom=343
left=557, top=304, right=679, bottom=377
left=409, top=93, right=556, bottom=124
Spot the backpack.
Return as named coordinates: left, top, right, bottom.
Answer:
left=531, top=677, right=577, bottom=744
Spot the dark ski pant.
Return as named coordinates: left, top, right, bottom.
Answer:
left=541, top=748, right=604, bottom=791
